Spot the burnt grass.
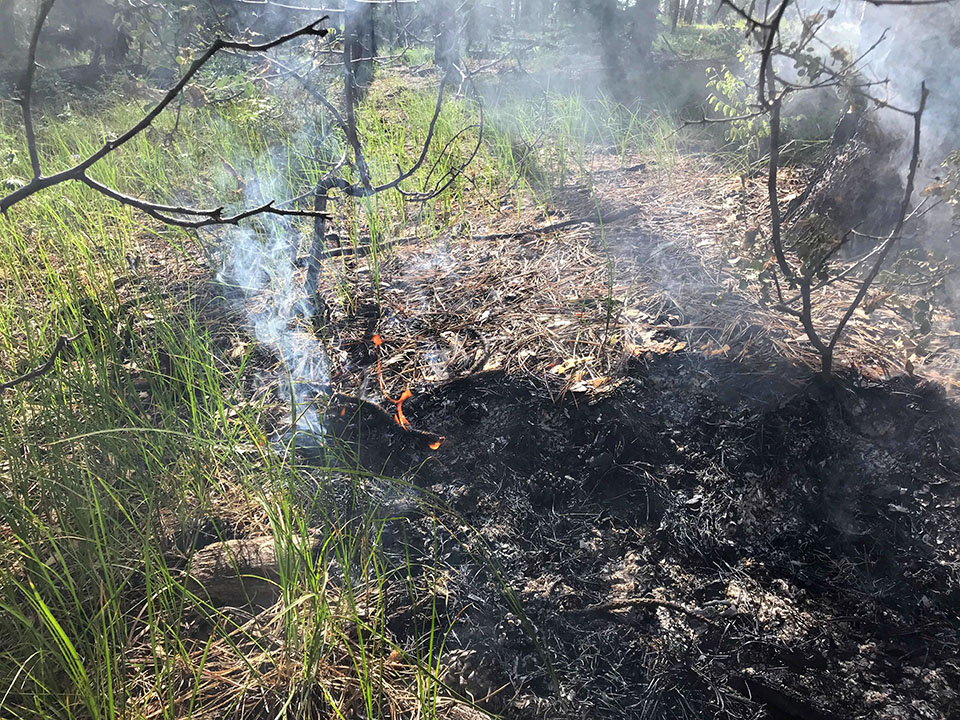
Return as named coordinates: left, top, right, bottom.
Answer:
left=318, top=354, right=960, bottom=720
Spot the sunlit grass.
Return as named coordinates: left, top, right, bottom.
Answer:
left=0, top=49, right=685, bottom=717
left=0, top=84, right=458, bottom=719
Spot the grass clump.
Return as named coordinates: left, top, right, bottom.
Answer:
left=0, top=84, right=467, bottom=719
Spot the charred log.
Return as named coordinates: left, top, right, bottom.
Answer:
left=784, top=109, right=904, bottom=243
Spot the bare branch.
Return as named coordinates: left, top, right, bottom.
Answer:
left=675, top=108, right=766, bottom=133
left=1, top=17, right=331, bottom=224
left=79, top=175, right=328, bottom=228
left=1, top=333, right=84, bottom=391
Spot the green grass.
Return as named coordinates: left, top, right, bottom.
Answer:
left=0, top=42, right=691, bottom=718
left=0, top=83, right=466, bottom=719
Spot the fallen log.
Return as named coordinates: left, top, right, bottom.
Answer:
left=185, top=532, right=323, bottom=608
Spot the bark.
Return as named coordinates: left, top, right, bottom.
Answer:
left=185, top=533, right=323, bottom=609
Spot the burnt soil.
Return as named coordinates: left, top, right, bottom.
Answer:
left=320, top=354, right=960, bottom=720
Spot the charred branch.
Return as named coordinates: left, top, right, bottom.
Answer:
left=0, top=333, right=84, bottom=391
left=301, top=69, right=481, bottom=299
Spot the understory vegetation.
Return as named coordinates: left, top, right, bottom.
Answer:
left=1, top=2, right=959, bottom=719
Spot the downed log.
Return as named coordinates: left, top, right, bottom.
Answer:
left=185, top=532, right=323, bottom=608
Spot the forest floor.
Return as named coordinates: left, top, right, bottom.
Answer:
left=190, top=147, right=960, bottom=718
left=3, top=51, right=960, bottom=720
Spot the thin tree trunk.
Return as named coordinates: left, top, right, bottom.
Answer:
left=434, top=0, right=459, bottom=74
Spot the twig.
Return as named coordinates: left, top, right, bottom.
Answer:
left=470, top=207, right=640, bottom=241
left=566, top=597, right=723, bottom=628
left=1, top=16, right=331, bottom=224
left=676, top=108, right=766, bottom=134
left=79, top=175, right=327, bottom=228
left=1, top=333, right=85, bottom=391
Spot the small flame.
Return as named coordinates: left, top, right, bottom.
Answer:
left=372, top=333, right=394, bottom=401
left=371, top=333, right=440, bottom=442
left=340, top=407, right=346, bottom=417
left=394, top=387, right=412, bottom=429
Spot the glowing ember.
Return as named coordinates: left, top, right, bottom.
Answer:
left=428, top=438, right=444, bottom=450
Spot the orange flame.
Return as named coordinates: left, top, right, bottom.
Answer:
left=393, top=387, right=412, bottom=430
left=371, top=333, right=440, bottom=443
left=372, top=333, right=394, bottom=401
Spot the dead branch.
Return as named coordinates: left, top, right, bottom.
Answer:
left=0, top=333, right=85, bottom=391
left=676, top=108, right=766, bottom=133
left=79, top=174, right=327, bottom=228
left=302, top=70, right=481, bottom=298
left=1, top=9, right=331, bottom=226
left=565, top=597, right=723, bottom=628
left=470, top=206, right=641, bottom=241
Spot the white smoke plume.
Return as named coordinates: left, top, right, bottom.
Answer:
left=216, top=215, right=328, bottom=445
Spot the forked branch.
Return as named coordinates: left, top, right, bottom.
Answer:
left=1, top=3, right=331, bottom=227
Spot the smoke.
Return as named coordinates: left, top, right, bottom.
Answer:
left=857, top=3, right=960, bottom=168
left=783, top=1, right=959, bottom=255
left=216, top=213, right=328, bottom=445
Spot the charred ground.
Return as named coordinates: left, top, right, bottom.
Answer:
left=207, top=137, right=960, bottom=719
left=315, top=347, right=960, bottom=719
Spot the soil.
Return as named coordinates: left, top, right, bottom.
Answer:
left=317, top=353, right=960, bottom=720
left=198, top=141, right=960, bottom=718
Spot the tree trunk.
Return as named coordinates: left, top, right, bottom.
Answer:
left=434, top=0, right=460, bottom=74
left=671, top=0, right=682, bottom=31
left=345, top=0, right=374, bottom=95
